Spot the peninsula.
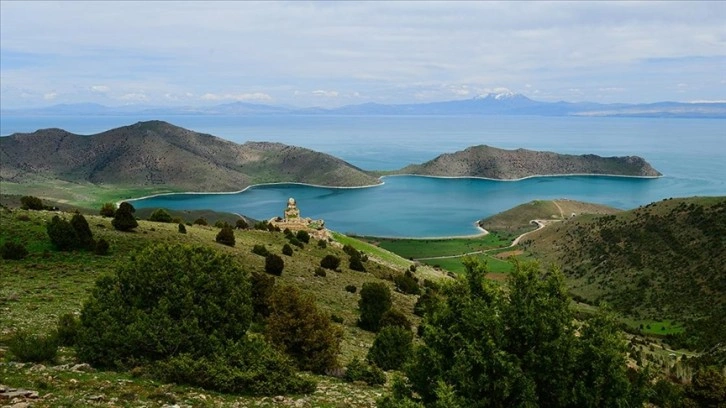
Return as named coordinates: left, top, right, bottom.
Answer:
left=392, top=145, right=662, bottom=179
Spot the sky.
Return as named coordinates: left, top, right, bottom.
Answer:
left=1, top=1, right=725, bottom=109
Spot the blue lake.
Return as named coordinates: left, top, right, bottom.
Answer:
left=2, top=115, right=725, bottom=237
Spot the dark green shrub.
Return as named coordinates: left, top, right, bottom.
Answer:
left=314, top=267, right=326, bottom=277
left=171, top=217, right=183, bottom=224
left=99, top=202, right=116, bottom=217
left=349, top=254, right=366, bottom=272
left=149, top=208, right=173, bottom=223
left=236, top=219, right=249, bottom=229
left=321, top=254, right=341, bottom=270
left=20, top=195, right=44, bottom=210
left=8, top=331, right=58, bottom=363
left=367, top=326, right=413, bottom=371
left=345, top=285, right=357, bottom=294
left=394, top=271, right=420, bottom=295
left=112, top=202, right=138, bottom=231
left=76, top=243, right=252, bottom=368
left=317, top=239, right=327, bottom=249
left=358, top=282, right=392, bottom=332
left=193, top=217, right=208, bottom=226
left=94, top=238, right=110, bottom=255
left=344, top=358, right=385, bottom=386
left=296, top=230, right=310, bottom=243
left=265, top=253, right=284, bottom=276
left=288, top=236, right=303, bottom=248
left=216, top=226, right=236, bottom=247
left=214, top=220, right=226, bottom=228
left=282, top=244, right=293, bottom=256
left=1, top=241, right=28, bottom=260
left=151, top=336, right=316, bottom=396
left=265, top=286, right=342, bottom=374
left=331, top=314, right=344, bottom=324
left=254, top=221, right=269, bottom=230
left=71, top=213, right=94, bottom=249
left=379, top=309, right=411, bottom=331
left=413, top=288, right=441, bottom=317
left=343, top=244, right=359, bottom=257
left=250, top=271, right=276, bottom=320
left=16, top=214, right=30, bottom=221
left=252, top=244, right=269, bottom=257
left=47, top=215, right=79, bottom=251
left=57, top=313, right=80, bottom=346
left=178, top=223, right=186, bottom=234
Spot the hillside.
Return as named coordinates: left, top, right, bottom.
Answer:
left=0, top=121, right=380, bottom=203
left=525, top=197, right=726, bottom=346
left=394, top=145, right=661, bottom=179
left=0, top=204, right=436, bottom=406
left=478, top=199, right=620, bottom=239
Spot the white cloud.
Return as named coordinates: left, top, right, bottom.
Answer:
left=200, top=92, right=272, bottom=102
left=312, top=90, right=339, bottom=97
left=43, top=92, right=57, bottom=100
left=119, top=92, right=148, bottom=101
left=90, top=85, right=109, bottom=93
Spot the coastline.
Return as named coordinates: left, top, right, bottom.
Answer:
left=125, top=170, right=663, bottom=205
left=382, top=172, right=663, bottom=182
left=122, top=179, right=386, bottom=205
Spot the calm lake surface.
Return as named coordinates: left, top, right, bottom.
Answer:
left=3, top=115, right=725, bottom=237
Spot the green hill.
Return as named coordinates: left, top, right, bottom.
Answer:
left=479, top=199, right=620, bottom=240
left=0, top=203, right=437, bottom=406
left=0, top=121, right=380, bottom=206
left=525, top=196, right=726, bottom=347
left=393, top=145, right=662, bottom=179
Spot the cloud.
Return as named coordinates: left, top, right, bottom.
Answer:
left=43, top=92, right=57, bottom=100
left=312, top=90, right=339, bottom=97
left=119, top=92, right=148, bottom=101
left=1, top=2, right=724, bottom=106
left=200, top=92, right=272, bottom=102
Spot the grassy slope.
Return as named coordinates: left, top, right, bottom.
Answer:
left=479, top=199, right=620, bottom=240
left=0, top=206, right=430, bottom=407
left=526, top=197, right=726, bottom=325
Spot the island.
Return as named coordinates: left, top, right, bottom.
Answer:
left=390, top=145, right=662, bottom=179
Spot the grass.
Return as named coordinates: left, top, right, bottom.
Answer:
left=332, top=232, right=413, bottom=269
left=358, top=233, right=509, bottom=260
left=421, top=253, right=519, bottom=275
left=1, top=205, right=427, bottom=405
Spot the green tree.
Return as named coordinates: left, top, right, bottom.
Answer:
left=149, top=208, right=173, bottom=223
left=216, top=225, right=236, bottom=247
left=265, top=253, right=285, bottom=276
left=70, top=213, right=94, bottom=249
left=20, top=195, right=44, bottom=210
left=683, top=367, right=726, bottom=407
left=320, top=254, right=341, bottom=270
left=358, top=282, right=392, bottom=332
left=76, top=244, right=253, bottom=368
left=282, top=243, right=293, bottom=256
left=296, top=230, right=310, bottom=243
left=265, top=286, right=342, bottom=373
left=235, top=219, right=249, bottom=229
left=389, top=258, right=644, bottom=407
left=99, top=202, right=116, bottom=217
left=368, top=326, right=413, bottom=371
left=46, top=215, right=79, bottom=251
left=112, top=202, right=138, bottom=231
left=1, top=241, right=28, bottom=260
left=178, top=223, right=187, bottom=234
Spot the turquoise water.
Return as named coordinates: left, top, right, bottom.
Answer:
left=2, top=115, right=725, bottom=236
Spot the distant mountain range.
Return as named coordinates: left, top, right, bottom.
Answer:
left=3, top=92, right=725, bottom=118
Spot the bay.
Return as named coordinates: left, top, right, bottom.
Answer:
left=2, top=115, right=725, bottom=237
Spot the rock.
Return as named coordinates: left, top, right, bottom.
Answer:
left=10, top=402, right=31, bottom=408
left=71, top=363, right=93, bottom=372
left=87, top=395, right=105, bottom=401
left=274, top=395, right=286, bottom=402
left=29, top=364, right=46, bottom=372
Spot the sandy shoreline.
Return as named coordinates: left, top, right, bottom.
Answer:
left=384, top=172, right=663, bottom=182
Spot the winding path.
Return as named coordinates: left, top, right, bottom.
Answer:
left=415, top=219, right=555, bottom=261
